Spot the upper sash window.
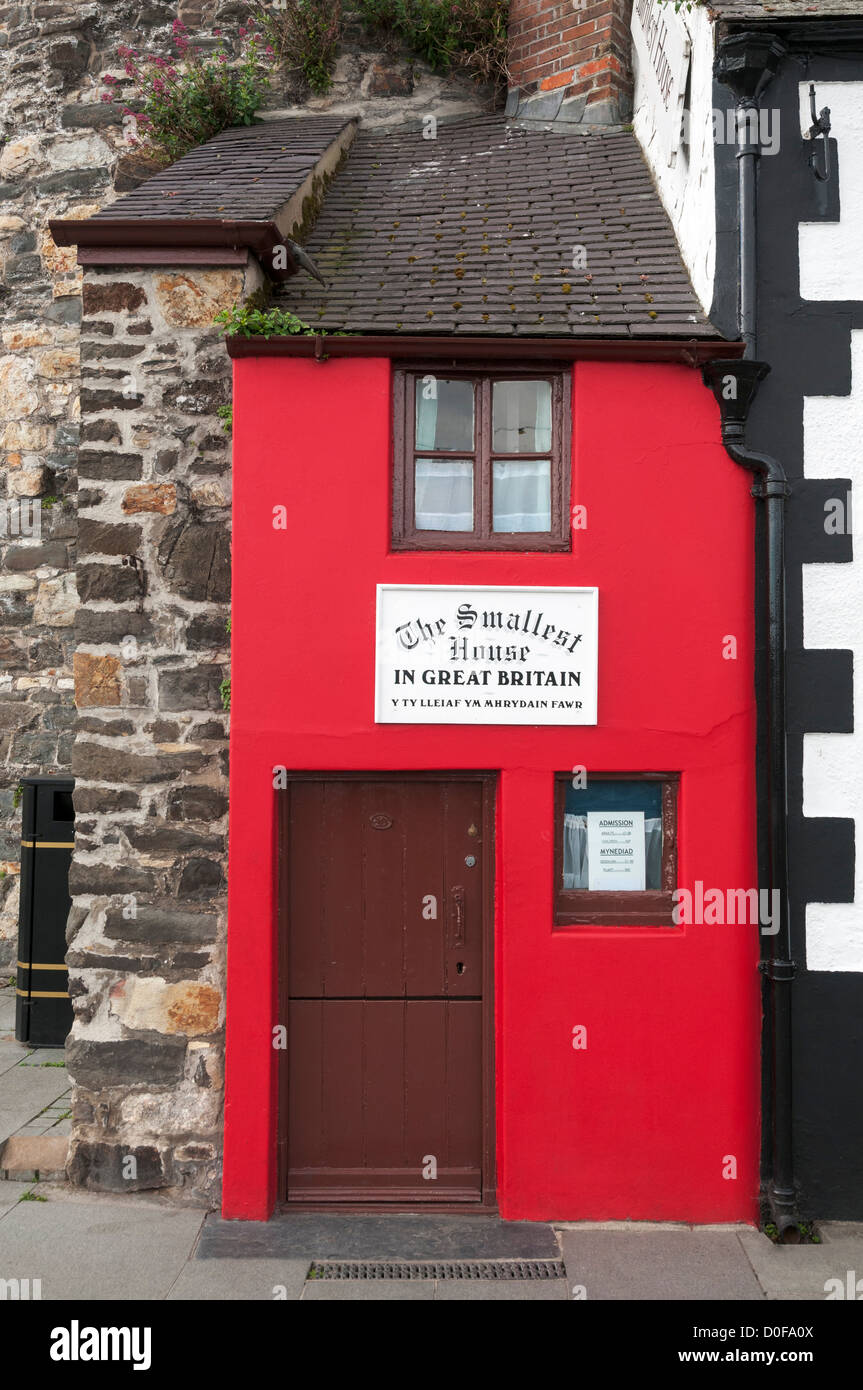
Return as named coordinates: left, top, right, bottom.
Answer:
left=392, top=368, right=571, bottom=551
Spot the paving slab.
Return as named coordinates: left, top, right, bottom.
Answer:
left=0, top=1039, right=32, bottom=1076
left=198, top=1213, right=559, bottom=1261
left=0, top=1195, right=204, bottom=1300
left=0, top=1066, right=72, bottom=1144
left=17, top=1049, right=66, bottom=1066
left=169, top=1257, right=311, bottom=1301
left=434, top=1278, right=568, bottom=1299
left=738, top=1228, right=863, bottom=1301
left=560, top=1230, right=765, bottom=1301
left=302, top=1278, right=436, bottom=1300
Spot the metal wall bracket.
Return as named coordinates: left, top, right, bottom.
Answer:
left=805, top=83, right=832, bottom=183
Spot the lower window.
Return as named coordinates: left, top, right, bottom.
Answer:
left=554, top=773, right=679, bottom=927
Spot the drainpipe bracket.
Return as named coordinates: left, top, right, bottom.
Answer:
left=752, top=477, right=791, bottom=499
left=759, top=958, right=797, bottom=982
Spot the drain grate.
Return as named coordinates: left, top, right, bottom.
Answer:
left=308, top=1259, right=566, bottom=1281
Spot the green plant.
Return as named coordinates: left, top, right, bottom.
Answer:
left=41, top=495, right=59, bottom=510
left=217, top=403, right=233, bottom=435
left=12, top=782, right=24, bottom=810
left=215, top=303, right=322, bottom=338
left=220, top=676, right=231, bottom=712
left=249, top=0, right=343, bottom=95
left=356, top=0, right=509, bottom=87
left=103, top=18, right=275, bottom=166
left=19, top=1190, right=47, bottom=1202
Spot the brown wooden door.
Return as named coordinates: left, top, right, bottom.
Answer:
left=282, top=777, right=491, bottom=1204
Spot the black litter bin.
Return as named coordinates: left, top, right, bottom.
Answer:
left=15, top=776, right=75, bottom=1048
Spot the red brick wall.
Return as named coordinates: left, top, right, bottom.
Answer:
left=508, top=0, right=633, bottom=117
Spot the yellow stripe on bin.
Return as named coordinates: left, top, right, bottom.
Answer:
left=20, top=840, right=75, bottom=849
left=16, top=988, right=69, bottom=998
left=17, top=961, right=67, bottom=971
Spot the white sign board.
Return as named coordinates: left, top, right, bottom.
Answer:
left=375, top=584, right=598, bottom=726
left=587, top=811, right=645, bottom=891
left=631, top=0, right=691, bottom=164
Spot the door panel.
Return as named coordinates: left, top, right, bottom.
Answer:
left=284, top=777, right=488, bottom=1203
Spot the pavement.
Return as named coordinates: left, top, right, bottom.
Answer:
left=0, top=982, right=71, bottom=1181
left=2, top=984, right=862, bottom=1303
left=0, top=1186, right=861, bottom=1300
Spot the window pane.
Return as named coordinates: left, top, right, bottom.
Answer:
left=493, top=460, right=551, bottom=532
left=492, top=379, right=552, bottom=452
left=415, top=458, right=473, bottom=531
left=563, top=780, right=663, bottom=891
left=415, top=378, right=474, bottom=452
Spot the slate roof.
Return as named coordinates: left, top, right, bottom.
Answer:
left=709, top=0, right=863, bottom=18
left=276, top=117, right=714, bottom=338
left=85, top=115, right=353, bottom=222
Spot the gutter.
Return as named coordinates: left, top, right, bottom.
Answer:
left=225, top=334, right=743, bottom=364
left=711, top=31, right=800, bottom=1241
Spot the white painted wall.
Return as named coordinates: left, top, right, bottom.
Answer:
left=631, top=2, right=717, bottom=313
left=799, top=83, right=863, bottom=301
left=800, top=83, right=863, bottom=969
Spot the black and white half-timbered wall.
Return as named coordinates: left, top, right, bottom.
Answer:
left=635, top=0, right=863, bottom=1219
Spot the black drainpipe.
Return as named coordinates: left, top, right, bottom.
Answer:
left=705, top=30, right=801, bottom=1240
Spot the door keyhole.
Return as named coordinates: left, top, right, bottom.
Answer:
left=456, top=962, right=465, bottom=975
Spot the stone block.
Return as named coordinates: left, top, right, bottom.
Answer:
left=33, top=573, right=77, bottom=626
left=0, top=354, right=39, bottom=418
left=71, top=740, right=205, bottom=782
left=167, top=785, right=227, bottom=822
left=154, top=270, right=245, bottom=328
left=73, top=651, right=122, bottom=707
left=82, top=282, right=147, bottom=315
left=77, top=518, right=142, bottom=557
left=68, top=860, right=159, bottom=896
left=66, top=1140, right=170, bottom=1191
left=76, top=562, right=143, bottom=603
left=110, top=978, right=221, bottom=1037
left=159, top=521, right=229, bottom=601
left=177, top=857, right=224, bottom=899
left=158, top=665, right=224, bottom=713
left=104, top=904, right=219, bottom=945
left=122, top=482, right=176, bottom=514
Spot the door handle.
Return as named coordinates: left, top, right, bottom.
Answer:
left=449, top=885, right=465, bottom=948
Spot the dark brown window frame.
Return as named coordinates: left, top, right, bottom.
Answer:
left=553, top=772, right=680, bottom=928
left=392, top=363, right=572, bottom=551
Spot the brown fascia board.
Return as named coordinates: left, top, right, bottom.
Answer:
left=47, top=120, right=358, bottom=283
left=226, top=334, right=745, bottom=364
left=47, top=217, right=298, bottom=279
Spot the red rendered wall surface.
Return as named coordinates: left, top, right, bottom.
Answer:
left=222, top=355, right=760, bottom=1223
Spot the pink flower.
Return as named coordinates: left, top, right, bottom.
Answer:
left=100, top=92, right=111, bottom=102
left=239, top=26, right=247, bottom=37
left=218, top=54, right=228, bottom=63
left=102, top=73, right=117, bottom=84
left=152, top=78, right=165, bottom=94
left=172, top=18, right=187, bottom=33
left=213, top=27, right=221, bottom=36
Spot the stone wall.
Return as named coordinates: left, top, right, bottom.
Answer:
left=0, top=2, right=487, bottom=1203
left=0, top=0, right=485, bottom=963
left=63, top=258, right=258, bottom=1203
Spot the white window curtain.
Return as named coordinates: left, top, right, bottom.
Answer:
left=415, top=458, right=473, bottom=531
left=563, top=814, right=663, bottom=890
left=416, top=389, right=438, bottom=451
left=492, top=459, right=551, bottom=531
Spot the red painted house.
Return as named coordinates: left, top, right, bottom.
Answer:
left=217, top=119, right=758, bottom=1223
left=50, top=43, right=763, bottom=1225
